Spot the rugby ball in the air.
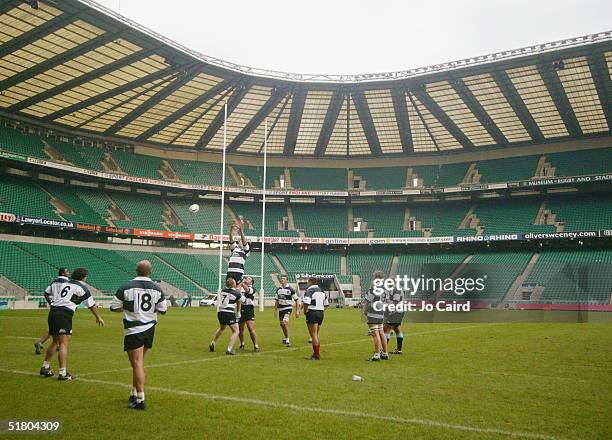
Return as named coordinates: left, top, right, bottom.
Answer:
left=189, top=204, right=200, bottom=213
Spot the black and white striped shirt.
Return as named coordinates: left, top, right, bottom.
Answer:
left=363, top=286, right=384, bottom=321
left=228, top=242, right=250, bottom=275
left=303, top=285, right=328, bottom=311
left=241, top=286, right=256, bottom=310
left=276, top=285, right=298, bottom=311
left=50, top=279, right=96, bottom=315
left=218, top=287, right=244, bottom=314
left=44, top=275, right=69, bottom=302
left=384, top=289, right=405, bottom=322
left=110, top=277, right=167, bottom=336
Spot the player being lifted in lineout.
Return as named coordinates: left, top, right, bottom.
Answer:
left=226, top=217, right=250, bottom=288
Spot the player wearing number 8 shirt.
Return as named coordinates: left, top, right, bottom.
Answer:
left=110, top=260, right=167, bottom=410
left=39, top=267, right=105, bottom=381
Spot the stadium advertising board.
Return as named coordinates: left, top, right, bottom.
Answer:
left=0, top=151, right=27, bottom=162
left=0, top=152, right=606, bottom=199
left=1, top=212, right=609, bottom=245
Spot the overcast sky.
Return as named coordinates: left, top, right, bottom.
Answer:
left=96, top=0, right=611, bottom=75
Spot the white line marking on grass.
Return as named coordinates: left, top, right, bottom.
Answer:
left=0, top=367, right=565, bottom=440
left=4, top=336, right=38, bottom=340
left=78, top=324, right=492, bottom=377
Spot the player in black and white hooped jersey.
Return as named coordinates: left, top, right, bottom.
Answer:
left=384, top=285, right=405, bottom=355
left=274, top=275, right=300, bottom=346
left=34, top=268, right=70, bottom=355
left=363, top=271, right=389, bottom=361
left=238, top=276, right=260, bottom=352
left=302, top=277, right=328, bottom=360
left=39, top=267, right=105, bottom=381
left=110, top=260, right=167, bottom=410
left=226, top=218, right=250, bottom=286
left=209, top=277, right=244, bottom=355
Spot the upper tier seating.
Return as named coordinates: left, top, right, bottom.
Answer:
left=352, top=205, right=420, bottom=237
left=48, top=140, right=105, bottom=171
left=546, top=148, right=612, bottom=177
left=230, top=202, right=298, bottom=237
left=292, top=205, right=367, bottom=237
left=111, top=150, right=163, bottom=180
left=476, top=156, right=539, bottom=182
left=409, top=202, right=473, bottom=236
left=290, top=167, right=347, bottom=190
left=353, top=167, right=406, bottom=189
left=435, top=163, right=470, bottom=187
left=0, top=126, right=47, bottom=159
left=232, top=165, right=284, bottom=188
left=410, top=165, right=438, bottom=187
left=170, top=160, right=225, bottom=186
left=169, top=199, right=232, bottom=234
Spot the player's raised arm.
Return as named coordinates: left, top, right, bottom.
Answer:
left=236, top=218, right=247, bottom=247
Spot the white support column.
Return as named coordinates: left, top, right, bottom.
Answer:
left=216, top=103, right=228, bottom=307
left=259, top=119, right=268, bottom=312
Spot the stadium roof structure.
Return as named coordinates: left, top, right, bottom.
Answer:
left=0, top=0, right=611, bottom=158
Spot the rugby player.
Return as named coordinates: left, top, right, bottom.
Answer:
left=274, top=275, right=299, bottom=346
left=209, top=277, right=244, bottom=355
left=238, top=276, right=260, bottom=352
left=39, top=268, right=104, bottom=380
left=110, top=260, right=167, bottom=410
left=226, top=219, right=249, bottom=286
left=302, top=277, right=327, bottom=360
left=35, top=268, right=69, bottom=354
left=384, top=285, right=405, bottom=355
left=363, top=271, right=388, bottom=361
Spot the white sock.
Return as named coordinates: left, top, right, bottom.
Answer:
left=59, top=368, right=66, bottom=376
left=136, top=392, right=144, bottom=403
left=42, top=361, right=50, bottom=369
left=131, top=388, right=137, bottom=397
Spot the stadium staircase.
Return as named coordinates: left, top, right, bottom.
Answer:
left=464, top=163, right=481, bottom=184
left=0, top=275, right=28, bottom=300
left=100, top=152, right=122, bottom=173
left=499, top=253, right=540, bottom=307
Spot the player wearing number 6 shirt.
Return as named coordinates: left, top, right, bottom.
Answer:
left=303, top=278, right=328, bottom=360
left=110, top=260, right=167, bottom=410
left=39, top=267, right=105, bottom=381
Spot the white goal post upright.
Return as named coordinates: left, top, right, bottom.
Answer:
left=259, top=119, right=268, bottom=312
left=216, top=102, right=228, bottom=307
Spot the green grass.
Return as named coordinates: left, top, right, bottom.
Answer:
left=0, top=308, right=611, bottom=440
